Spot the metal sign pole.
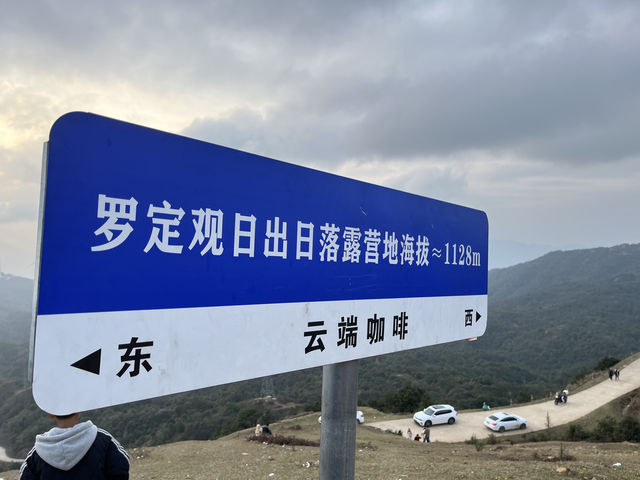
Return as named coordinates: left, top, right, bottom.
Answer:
left=319, top=360, right=358, bottom=480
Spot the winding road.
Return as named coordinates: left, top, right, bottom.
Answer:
left=0, top=446, right=23, bottom=463
left=369, top=357, right=640, bottom=442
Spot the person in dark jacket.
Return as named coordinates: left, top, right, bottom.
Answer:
left=19, top=412, right=129, bottom=479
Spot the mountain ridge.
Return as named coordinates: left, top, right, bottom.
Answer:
left=489, top=243, right=640, bottom=300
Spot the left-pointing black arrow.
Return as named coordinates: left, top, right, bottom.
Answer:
left=71, top=349, right=101, bottom=375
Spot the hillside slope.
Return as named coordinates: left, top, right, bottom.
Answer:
left=1, top=243, right=639, bottom=456
left=3, top=406, right=640, bottom=480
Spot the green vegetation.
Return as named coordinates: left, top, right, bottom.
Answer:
left=368, top=384, right=429, bottom=414
left=594, top=356, right=621, bottom=371
left=566, top=416, right=640, bottom=442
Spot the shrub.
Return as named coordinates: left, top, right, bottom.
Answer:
left=618, top=417, right=640, bottom=442
left=594, top=356, right=620, bottom=372
left=235, top=408, right=260, bottom=429
left=247, top=434, right=319, bottom=447
left=466, top=434, right=484, bottom=451
left=593, top=417, right=617, bottom=442
left=569, top=368, right=589, bottom=386
left=381, top=385, right=430, bottom=414
left=567, top=424, right=588, bottom=441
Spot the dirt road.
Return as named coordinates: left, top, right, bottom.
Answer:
left=369, top=357, right=640, bottom=442
left=0, top=446, right=23, bottom=463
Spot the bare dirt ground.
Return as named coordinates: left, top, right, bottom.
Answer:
left=2, top=359, right=639, bottom=479
left=369, top=357, right=640, bottom=442
left=3, top=418, right=640, bottom=480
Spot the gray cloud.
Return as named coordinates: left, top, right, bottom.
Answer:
left=176, top=1, right=640, bottom=166
left=1, top=0, right=640, bottom=275
left=4, top=1, right=639, bottom=166
left=0, top=146, right=42, bottom=223
left=0, top=200, right=37, bottom=223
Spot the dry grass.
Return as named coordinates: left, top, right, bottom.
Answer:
left=2, top=407, right=638, bottom=480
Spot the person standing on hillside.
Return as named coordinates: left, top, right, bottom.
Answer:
left=19, top=412, right=129, bottom=479
left=422, top=425, right=430, bottom=443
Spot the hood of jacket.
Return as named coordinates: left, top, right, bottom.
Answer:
left=35, top=420, right=98, bottom=471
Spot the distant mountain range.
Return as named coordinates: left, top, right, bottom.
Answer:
left=490, top=243, right=640, bottom=299
left=1, top=243, right=639, bottom=456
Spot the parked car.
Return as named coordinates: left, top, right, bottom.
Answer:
left=318, top=410, right=365, bottom=424
left=413, top=404, right=457, bottom=427
left=484, top=412, right=527, bottom=432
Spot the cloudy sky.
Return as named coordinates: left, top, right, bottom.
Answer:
left=1, top=0, right=639, bottom=278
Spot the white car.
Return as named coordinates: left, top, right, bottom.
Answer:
left=318, top=410, right=365, bottom=424
left=484, top=412, right=527, bottom=432
left=413, top=404, right=457, bottom=427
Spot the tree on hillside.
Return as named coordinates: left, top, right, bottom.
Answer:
left=594, top=356, right=620, bottom=371
left=380, top=385, right=429, bottom=413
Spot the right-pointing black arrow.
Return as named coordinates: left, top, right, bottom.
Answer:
left=71, top=349, right=102, bottom=375
left=475, top=311, right=482, bottom=323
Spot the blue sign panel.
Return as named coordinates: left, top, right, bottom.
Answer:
left=38, top=112, right=487, bottom=316
left=32, top=112, right=488, bottom=414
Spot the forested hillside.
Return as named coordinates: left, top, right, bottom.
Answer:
left=358, top=244, right=640, bottom=409
left=0, top=274, right=31, bottom=385
left=1, top=243, right=639, bottom=457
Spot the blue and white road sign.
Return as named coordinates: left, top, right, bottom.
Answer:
left=32, top=112, right=488, bottom=414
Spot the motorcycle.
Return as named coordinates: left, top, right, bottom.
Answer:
left=554, top=390, right=568, bottom=405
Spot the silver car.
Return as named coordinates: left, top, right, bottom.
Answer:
left=484, top=411, right=527, bottom=432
